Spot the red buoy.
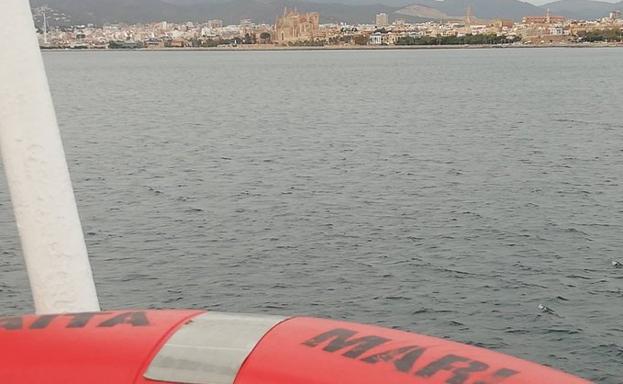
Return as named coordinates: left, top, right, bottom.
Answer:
left=0, top=310, right=591, bottom=384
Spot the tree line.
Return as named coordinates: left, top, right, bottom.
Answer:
left=396, top=34, right=520, bottom=46
left=576, top=28, right=623, bottom=42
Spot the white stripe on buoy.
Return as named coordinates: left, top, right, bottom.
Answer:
left=145, top=312, right=286, bottom=384
left=0, top=0, right=100, bottom=314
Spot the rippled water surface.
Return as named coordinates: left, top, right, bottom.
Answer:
left=1, top=49, right=622, bottom=382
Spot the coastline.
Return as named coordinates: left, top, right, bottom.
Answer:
left=40, top=43, right=623, bottom=52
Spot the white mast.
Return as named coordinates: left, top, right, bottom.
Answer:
left=0, top=0, right=100, bottom=314
left=43, top=10, right=48, bottom=45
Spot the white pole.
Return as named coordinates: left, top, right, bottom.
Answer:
left=0, top=0, right=100, bottom=314
left=43, top=11, right=48, bottom=45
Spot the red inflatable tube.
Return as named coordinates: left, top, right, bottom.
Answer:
left=0, top=310, right=591, bottom=384
left=0, top=310, right=201, bottom=384
left=237, top=317, right=592, bottom=384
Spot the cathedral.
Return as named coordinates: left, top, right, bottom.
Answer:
left=274, top=8, right=320, bottom=43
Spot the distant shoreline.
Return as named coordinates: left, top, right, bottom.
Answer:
left=41, top=43, right=623, bottom=52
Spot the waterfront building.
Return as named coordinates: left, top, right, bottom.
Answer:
left=492, top=19, right=514, bottom=31
left=208, top=19, right=223, bottom=29
left=523, top=9, right=566, bottom=25
left=368, top=30, right=397, bottom=45
left=369, top=32, right=383, bottom=45
left=393, top=19, right=406, bottom=26
left=240, top=19, right=254, bottom=29
left=375, top=13, right=389, bottom=27
left=274, top=8, right=319, bottom=43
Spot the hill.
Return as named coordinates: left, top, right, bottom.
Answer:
left=540, top=0, right=623, bottom=20
left=405, top=0, right=542, bottom=20
left=30, top=0, right=623, bottom=25
left=31, top=0, right=406, bottom=25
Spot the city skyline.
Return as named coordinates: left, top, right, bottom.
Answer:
left=35, top=7, right=622, bottom=49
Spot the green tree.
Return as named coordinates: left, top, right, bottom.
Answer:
left=353, top=35, right=368, bottom=45
left=260, top=32, right=271, bottom=43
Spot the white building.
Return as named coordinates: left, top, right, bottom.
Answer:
left=369, top=32, right=383, bottom=44
left=375, top=13, right=389, bottom=27
left=208, top=19, right=223, bottom=29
